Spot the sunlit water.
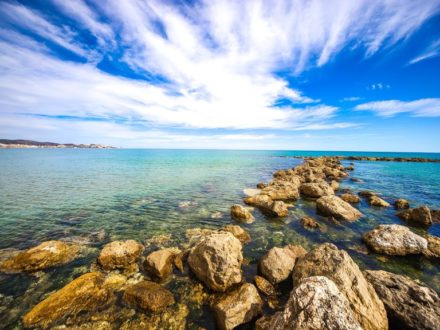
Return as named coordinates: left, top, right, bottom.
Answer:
left=0, top=149, right=439, bottom=328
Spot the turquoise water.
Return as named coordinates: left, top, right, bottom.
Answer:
left=0, top=149, right=439, bottom=328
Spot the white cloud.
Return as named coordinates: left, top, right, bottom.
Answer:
left=408, top=38, right=440, bottom=65
left=341, top=97, right=362, bottom=102
left=368, top=83, right=391, bottom=91
left=355, top=98, right=440, bottom=117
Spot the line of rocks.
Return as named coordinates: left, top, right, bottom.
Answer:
left=282, top=155, right=440, bottom=163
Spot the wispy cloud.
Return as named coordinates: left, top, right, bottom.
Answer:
left=408, top=38, right=440, bottom=65
left=355, top=98, right=440, bottom=117
left=367, top=83, right=391, bottom=91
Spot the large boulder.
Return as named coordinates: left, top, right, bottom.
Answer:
left=259, top=245, right=306, bottom=284
left=98, top=240, right=143, bottom=271
left=222, top=225, right=251, bottom=245
left=364, top=270, right=440, bottom=330
left=362, top=225, right=427, bottom=255
left=23, top=272, right=115, bottom=328
left=0, top=240, right=79, bottom=273
left=300, top=182, right=334, bottom=198
left=397, top=206, right=432, bottom=226
left=340, top=193, right=360, bottom=204
left=316, top=195, right=363, bottom=221
left=292, top=243, right=388, bottom=330
left=261, top=179, right=300, bottom=201
left=188, top=232, right=243, bottom=292
left=256, top=276, right=362, bottom=330
left=144, top=248, right=180, bottom=280
left=244, top=194, right=289, bottom=217
left=212, top=283, right=263, bottom=330
left=230, top=204, right=254, bottom=223
left=123, top=280, right=175, bottom=313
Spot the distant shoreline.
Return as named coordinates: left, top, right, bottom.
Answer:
left=280, top=155, right=440, bottom=163
left=0, top=139, right=115, bottom=149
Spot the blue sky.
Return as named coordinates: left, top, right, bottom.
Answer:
left=0, top=0, right=440, bottom=151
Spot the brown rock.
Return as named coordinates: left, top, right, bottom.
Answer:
left=230, top=204, right=254, bottom=223
left=300, top=216, right=321, bottom=230
left=254, top=275, right=276, bottom=296
left=123, top=280, right=175, bottom=313
left=330, top=180, right=340, bottom=191
left=394, top=198, right=410, bottom=210
left=262, top=179, right=300, bottom=201
left=244, top=194, right=289, bottom=217
left=368, top=196, right=390, bottom=207
left=292, top=243, right=388, bottom=330
left=256, top=182, right=267, bottom=189
left=340, top=193, right=361, bottom=204
left=98, top=240, right=143, bottom=271
left=424, top=235, right=440, bottom=258
left=358, top=190, right=376, bottom=198
left=397, top=206, right=432, bottom=226
left=222, top=225, right=251, bottom=245
left=316, top=195, right=363, bottom=221
left=144, top=248, right=180, bottom=280
left=300, top=181, right=334, bottom=198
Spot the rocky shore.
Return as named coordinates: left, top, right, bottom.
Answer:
left=281, top=155, right=440, bottom=163
left=0, top=156, right=439, bottom=329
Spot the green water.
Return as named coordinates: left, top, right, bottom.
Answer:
left=0, top=149, right=439, bottom=328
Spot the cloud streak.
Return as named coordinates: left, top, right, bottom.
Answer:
left=355, top=98, right=440, bottom=117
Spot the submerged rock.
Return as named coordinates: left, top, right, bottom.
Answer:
left=363, top=225, right=428, bottom=256
left=397, top=206, right=432, bottom=226
left=244, top=194, right=289, bottom=217
left=123, top=280, right=175, bottom=313
left=300, top=216, right=321, bottom=230
left=368, top=196, right=390, bottom=207
left=292, top=243, right=387, bottom=330
left=144, top=248, right=180, bottom=280
left=300, top=181, right=334, bottom=198
left=256, top=276, right=362, bottom=330
left=98, top=240, right=143, bottom=272
left=23, top=272, right=115, bottom=329
left=243, top=188, right=261, bottom=197
left=0, top=240, right=79, bottom=273
left=364, top=270, right=440, bottom=330
left=358, top=190, right=376, bottom=198
left=259, top=244, right=306, bottom=284
left=222, top=225, right=251, bottom=245
left=394, top=198, right=410, bottom=210
left=212, top=283, right=263, bottom=330
left=188, top=232, right=243, bottom=292
left=230, top=204, right=254, bottom=223
left=316, top=195, right=363, bottom=221
left=340, top=193, right=360, bottom=204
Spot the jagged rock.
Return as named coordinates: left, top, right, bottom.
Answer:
left=316, top=195, right=363, bottom=221
left=300, top=216, right=321, bottom=230
left=256, top=276, right=362, bottom=330
left=259, top=244, right=306, bottom=284
left=340, top=193, right=360, bottom=203
left=222, top=225, right=251, bottom=245
left=144, top=248, right=180, bottom=280
left=0, top=240, right=79, bottom=273
left=362, top=225, right=427, bottom=256
left=212, top=283, right=263, bottom=330
left=394, top=198, right=410, bottom=210
left=254, top=275, right=277, bottom=296
left=230, top=204, right=255, bottom=223
left=300, top=182, right=334, bottom=198
left=98, top=240, right=143, bottom=272
left=244, top=194, right=289, bottom=217
left=271, top=201, right=289, bottom=217
left=23, top=272, right=115, bottom=329
left=262, top=178, right=301, bottom=201
left=123, top=280, right=175, bottom=313
left=292, top=243, right=387, bottom=330
left=368, top=196, right=390, bottom=207
left=364, top=270, right=440, bottom=330
left=397, top=206, right=432, bottom=226
left=188, top=232, right=243, bottom=292
left=424, top=235, right=440, bottom=258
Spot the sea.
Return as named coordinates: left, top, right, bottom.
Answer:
left=0, top=149, right=439, bottom=328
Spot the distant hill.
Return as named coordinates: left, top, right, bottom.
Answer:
left=0, top=139, right=115, bottom=149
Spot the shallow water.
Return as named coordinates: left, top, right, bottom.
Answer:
left=0, top=149, right=439, bottom=328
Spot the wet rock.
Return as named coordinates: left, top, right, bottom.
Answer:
left=358, top=190, right=376, bottom=198
left=144, top=248, right=180, bottom=280
left=188, top=232, right=243, bottom=292
left=345, top=165, right=355, bottom=171
left=424, top=235, right=440, bottom=258
left=431, top=209, right=440, bottom=223
left=212, top=283, right=263, bottom=330
left=145, top=234, right=172, bottom=249
left=340, top=193, right=361, bottom=203
left=362, top=225, right=427, bottom=256
left=261, top=179, right=300, bottom=201
left=244, top=194, right=289, bottom=217
left=256, top=276, right=362, bottom=330
left=271, top=201, right=289, bottom=217
left=222, top=225, right=251, bottom=245
left=123, top=280, right=175, bottom=313
left=256, top=182, right=267, bottom=189
left=316, top=195, right=363, bottom=221
left=98, top=240, right=143, bottom=272
left=397, top=206, right=432, bottom=226
left=243, top=188, right=261, bottom=197
left=330, top=180, right=340, bottom=191
left=394, top=198, right=410, bottom=210
left=292, top=243, right=387, bottom=330
left=103, top=273, right=128, bottom=290
left=350, top=177, right=364, bottom=183
left=230, top=204, right=254, bottom=223
left=23, top=272, right=115, bottom=329
left=300, top=181, right=335, bottom=198
left=300, top=216, right=321, bottom=230
left=254, top=275, right=276, bottom=296
left=0, top=240, right=79, bottom=273
left=364, top=270, right=440, bottom=330
left=259, top=244, right=306, bottom=284
left=368, top=196, right=390, bottom=207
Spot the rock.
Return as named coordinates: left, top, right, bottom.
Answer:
left=345, top=165, right=355, bottom=171
left=244, top=194, right=289, bottom=217
left=243, top=188, right=261, bottom=197
left=316, top=195, right=363, bottom=221
left=212, top=283, right=263, bottom=330
left=292, top=243, right=387, bottom=330
left=364, top=270, right=440, bottom=330
left=222, top=225, right=251, bottom=245
left=358, top=190, right=376, bottom=198
left=144, top=248, right=180, bottom=280
left=22, top=272, right=115, bottom=329
left=431, top=209, right=440, bottom=223
left=261, top=179, right=300, bottom=201
left=98, top=240, right=143, bottom=271
left=188, top=232, right=243, bottom=292
left=230, top=204, right=254, bottom=223
left=300, top=216, right=321, bottom=230
left=362, top=225, right=427, bottom=256
left=330, top=180, right=340, bottom=191
left=424, top=235, right=440, bottom=258
left=259, top=244, right=306, bottom=284
left=271, top=201, right=289, bottom=217
left=394, top=198, right=410, bottom=210
left=256, top=276, right=362, bottom=330
left=350, top=178, right=364, bottom=183
left=368, top=196, right=390, bottom=207
left=123, top=280, right=175, bottom=313
left=397, top=206, right=432, bottom=226
left=256, top=182, right=267, bottom=189
left=300, top=182, right=334, bottom=198
left=340, top=193, right=360, bottom=203
left=254, top=275, right=276, bottom=296
left=0, top=240, right=79, bottom=273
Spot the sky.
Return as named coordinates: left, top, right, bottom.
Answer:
left=0, top=0, right=440, bottom=151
